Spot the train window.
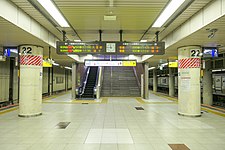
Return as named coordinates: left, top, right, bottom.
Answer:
left=215, top=60, right=223, bottom=68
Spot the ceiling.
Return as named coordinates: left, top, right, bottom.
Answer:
left=1, top=0, right=223, bottom=67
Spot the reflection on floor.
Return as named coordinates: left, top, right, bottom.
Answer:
left=0, top=92, right=225, bottom=150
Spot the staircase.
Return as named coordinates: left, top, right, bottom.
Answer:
left=81, top=67, right=98, bottom=98
left=101, top=66, right=140, bottom=97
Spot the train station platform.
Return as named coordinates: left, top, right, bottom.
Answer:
left=0, top=92, right=225, bottom=150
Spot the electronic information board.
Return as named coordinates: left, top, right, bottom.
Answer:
left=85, top=60, right=136, bottom=67
left=56, top=41, right=165, bottom=55
left=56, top=41, right=105, bottom=54
left=117, top=42, right=165, bottom=55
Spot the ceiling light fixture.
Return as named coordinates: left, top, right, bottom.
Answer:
left=74, top=40, right=82, bottom=42
left=152, top=0, right=185, bottom=28
left=65, top=66, right=72, bottom=70
left=148, top=67, right=156, bottom=70
left=140, top=40, right=147, bottom=42
left=52, top=62, right=59, bottom=66
left=37, top=0, right=69, bottom=27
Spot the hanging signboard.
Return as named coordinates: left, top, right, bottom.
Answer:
left=56, top=41, right=165, bottom=55
left=85, top=60, right=137, bottom=67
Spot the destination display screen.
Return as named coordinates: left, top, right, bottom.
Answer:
left=85, top=60, right=136, bottom=67
left=117, top=42, right=165, bottom=55
left=56, top=41, right=105, bottom=54
left=56, top=41, right=165, bottom=55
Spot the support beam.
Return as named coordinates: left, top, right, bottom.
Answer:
left=178, top=46, right=201, bottom=117
left=153, top=69, right=157, bottom=92
left=144, top=63, right=149, bottom=99
left=169, top=67, right=175, bottom=97
left=120, top=30, right=123, bottom=42
left=99, top=30, right=102, bottom=41
left=203, top=60, right=213, bottom=105
left=72, top=63, right=76, bottom=99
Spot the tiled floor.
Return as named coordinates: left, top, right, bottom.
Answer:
left=0, top=92, right=225, bottom=150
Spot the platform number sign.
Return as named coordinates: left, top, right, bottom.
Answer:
left=190, top=49, right=200, bottom=57
left=21, top=46, right=32, bottom=55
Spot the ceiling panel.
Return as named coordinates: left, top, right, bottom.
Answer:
left=0, top=17, right=48, bottom=47
left=55, top=0, right=168, bottom=41
left=3, top=0, right=222, bottom=67
left=147, top=14, right=225, bottom=66
left=10, top=0, right=62, bottom=40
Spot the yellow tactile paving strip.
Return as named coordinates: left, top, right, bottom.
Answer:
left=0, top=107, right=18, bottom=115
left=71, top=97, right=108, bottom=104
left=1, top=91, right=225, bottom=118
left=150, top=91, right=178, bottom=102
left=43, top=97, right=108, bottom=104
left=201, top=107, right=225, bottom=117
left=150, top=91, right=225, bottom=118
left=42, top=91, right=71, bottom=101
left=135, top=97, right=177, bottom=104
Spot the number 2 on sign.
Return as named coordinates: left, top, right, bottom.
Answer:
left=22, top=47, right=32, bottom=55
left=190, top=49, right=200, bottom=57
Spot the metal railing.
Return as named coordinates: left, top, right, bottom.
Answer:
left=94, top=67, right=103, bottom=99
left=133, top=66, right=141, bottom=91
left=78, top=67, right=90, bottom=97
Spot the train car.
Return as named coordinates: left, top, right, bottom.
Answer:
left=149, top=76, right=178, bottom=95
left=212, top=73, right=225, bottom=107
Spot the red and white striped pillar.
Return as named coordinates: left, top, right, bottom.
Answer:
left=178, top=46, right=201, bottom=117
left=19, top=45, right=43, bottom=117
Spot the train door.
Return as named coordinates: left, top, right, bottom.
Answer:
left=222, top=76, right=225, bottom=94
left=214, top=75, right=222, bottom=93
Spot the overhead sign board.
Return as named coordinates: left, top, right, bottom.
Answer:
left=85, top=60, right=136, bottom=67
left=169, top=62, right=178, bottom=68
left=43, top=61, right=52, bottom=67
left=56, top=41, right=165, bottom=55
left=117, top=42, right=165, bottom=55
left=56, top=41, right=105, bottom=54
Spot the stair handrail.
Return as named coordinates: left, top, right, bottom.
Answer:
left=79, top=67, right=90, bottom=96
left=133, top=66, right=141, bottom=90
left=94, top=67, right=104, bottom=99
left=93, top=67, right=100, bottom=97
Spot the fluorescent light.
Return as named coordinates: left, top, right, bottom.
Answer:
left=65, top=66, right=72, bottom=70
left=148, top=67, right=156, bottom=70
left=152, top=0, right=185, bottom=27
left=161, top=63, right=168, bottom=66
left=140, top=40, right=147, bottom=42
left=52, top=62, right=59, bottom=66
left=212, top=69, right=222, bottom=72
left=104, top=15, right=117, bottom=21
left=37, top=0, right=69, bottom=27
left=74, top=40, right=81, bottom=42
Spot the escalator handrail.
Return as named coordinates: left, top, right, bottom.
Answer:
left=93, top=67, right=100, bottom=95
left=79, top=67, right=90, bottom=96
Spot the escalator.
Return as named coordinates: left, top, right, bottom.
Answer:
left=80, top=66, right=98, bottom=98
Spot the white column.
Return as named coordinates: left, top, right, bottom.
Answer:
left=19, top=45, right=43, bottom=117
left=178, top=46, right=201, bottom=117
left=72, top=63, right=76, bottom=99
left=153, top=69, right=157, bottom=92
left=144, top=63, right=149, bottom=99
left=169, top=67, right=175, bottom=97
left=203, top=60, right=213, bottom=105
left=141, top=74, right=144, bottom=98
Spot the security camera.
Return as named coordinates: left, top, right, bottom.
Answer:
left=208, top=28, right=218, bottom=39
left=208, top=32, right=215, bottom=39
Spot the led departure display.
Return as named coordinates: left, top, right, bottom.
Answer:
left=85, top=60, right=136, bottom=67
left=56, top=41, right=105, bottom=54
left=56, top=41, right=165, bottom=55
left=117, top=42, right=165, bottom=55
